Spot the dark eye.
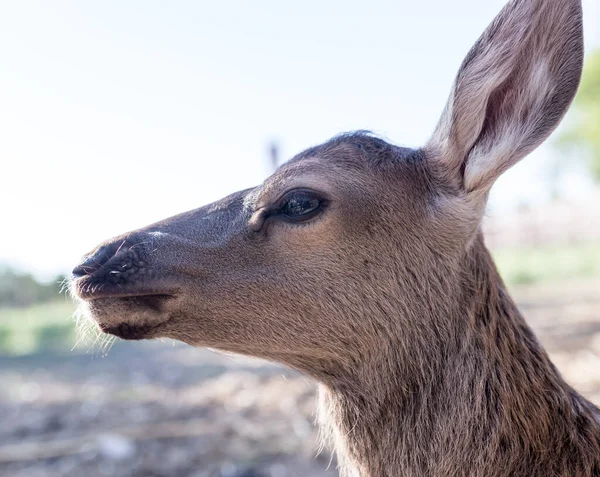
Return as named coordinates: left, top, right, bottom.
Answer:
left=278, top=190, right=324, bottom=222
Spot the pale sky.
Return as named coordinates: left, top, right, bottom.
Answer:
left=1, top=0, right=599, bottom=279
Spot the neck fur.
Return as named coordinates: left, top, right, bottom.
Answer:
left=317, top=235, right=600, bottom=477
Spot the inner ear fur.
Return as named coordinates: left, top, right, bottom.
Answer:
left=427, top=0, right=584, bottom=194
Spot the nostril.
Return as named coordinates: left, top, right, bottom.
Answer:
left=72, top=244, right=114, bottom=278
left=72, top=263, right=95, bottom=278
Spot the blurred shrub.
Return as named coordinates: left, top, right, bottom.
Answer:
left=0, top=300, right=76, bottom=355
left=38, top=323, right=75, bottom=352
left=0, top=327, right=10, bottom=350
left=493, top=242, right=600, bottom=286
left=0, top=266, right=66, bottom=308
left=558, top=49, right=600, bottom=182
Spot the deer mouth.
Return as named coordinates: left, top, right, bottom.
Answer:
left=71, top=272, right=178, bottom=301
left=98, top=320, right=168, bottom=340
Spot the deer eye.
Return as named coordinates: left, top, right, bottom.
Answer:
left=278, top=190, right=324, bottom=222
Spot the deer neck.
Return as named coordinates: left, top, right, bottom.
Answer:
left=317, top=235, right=600, bottom=477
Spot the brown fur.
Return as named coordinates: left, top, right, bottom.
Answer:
left=72, top=0, right=600, bottom=475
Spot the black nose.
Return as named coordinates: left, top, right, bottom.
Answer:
left=72, top=232, right=154, bottom=282
left=72, top=243, right=116, bottom=278
left=72, top=233, right=151, bottom=280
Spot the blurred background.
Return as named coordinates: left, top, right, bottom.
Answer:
left=0, top=1, right=599, bottom=476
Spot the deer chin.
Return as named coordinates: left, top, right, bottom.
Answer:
left=75, top=293, right=176, bottom=341
left=70, top=272, right=181, bottom=340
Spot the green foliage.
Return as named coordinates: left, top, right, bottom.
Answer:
left=492, top=242, right=600, bottom=286
left=0, top=300, right=76, bottom=355
left=558, top=49, right=600, bottom=182
left=0, top=266, right=66, bottom=308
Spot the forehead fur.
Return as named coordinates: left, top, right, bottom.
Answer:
left=249, top=131, right=433, bottom=212
left=289, top=131, right=420, bottom=170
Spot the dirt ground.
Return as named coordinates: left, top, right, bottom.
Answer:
left=0, top=280, right=598, bottom=477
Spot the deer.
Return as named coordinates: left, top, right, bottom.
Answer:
left=71, top=0, right=600, bottom=475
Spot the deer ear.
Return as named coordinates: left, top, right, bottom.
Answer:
left=427, top=0, right=584, bottom=194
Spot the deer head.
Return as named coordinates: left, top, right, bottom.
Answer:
left=71, top=0, right=583, bottom=388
